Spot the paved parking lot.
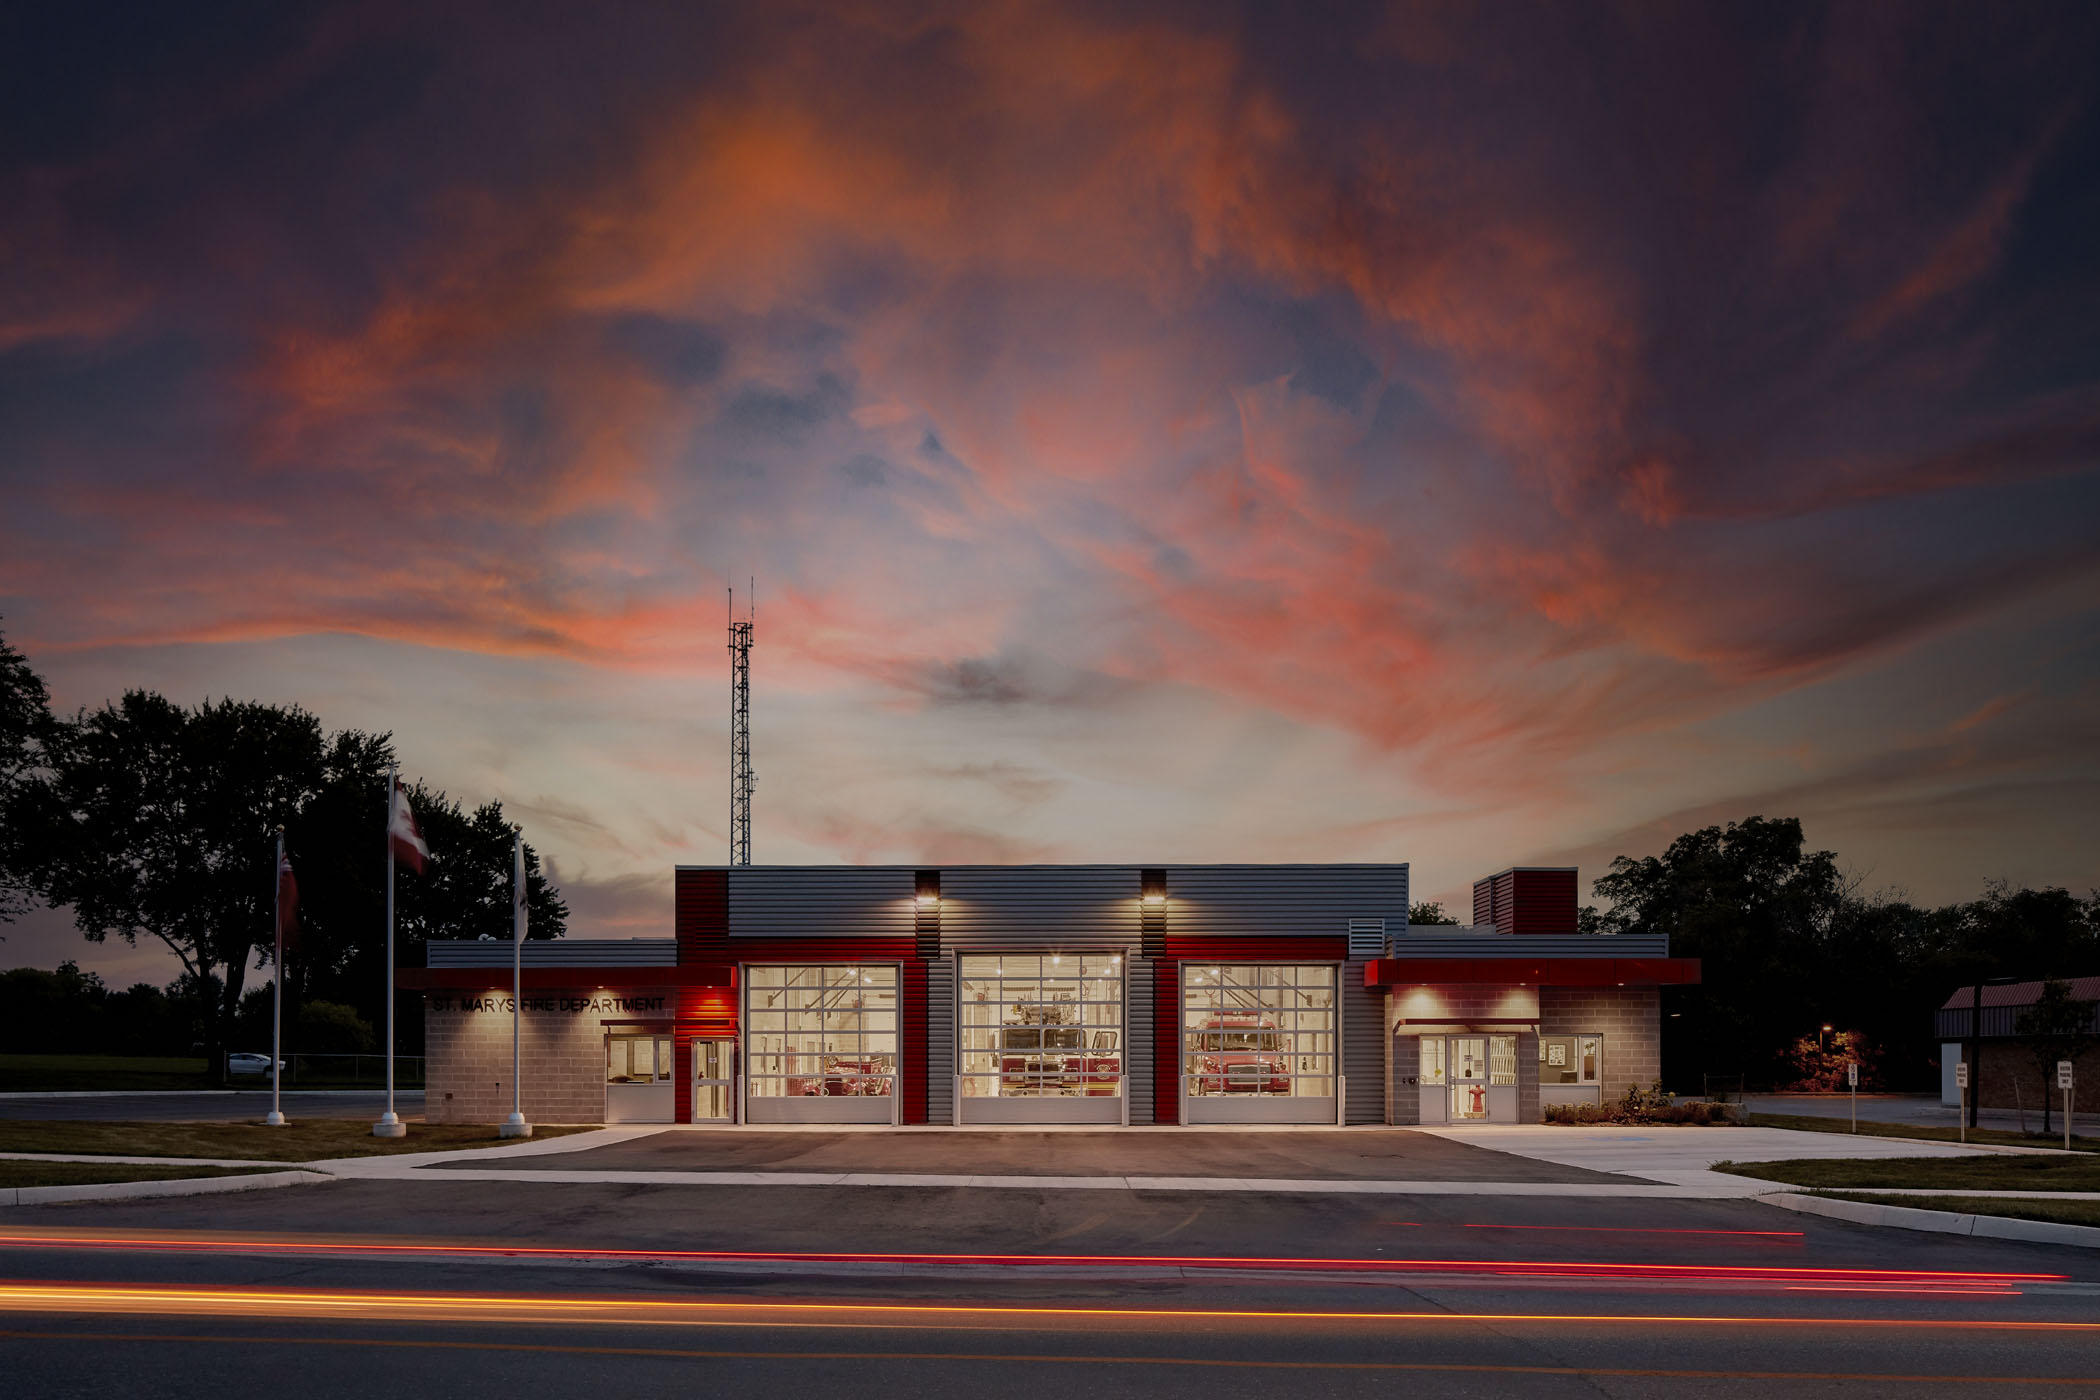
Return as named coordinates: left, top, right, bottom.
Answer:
left=421, top=1127, right=1620, bottom=1183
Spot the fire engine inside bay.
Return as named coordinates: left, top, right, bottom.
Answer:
left=405, top=864, right=1699, bottom=1128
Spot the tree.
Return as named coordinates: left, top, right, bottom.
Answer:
left=2015, top=979, right=2098, bottom=1135
left=1409, top=901, right=1458, bottom=926
left=1591, top=816, right=1851, bottom=1087
left=0, top=619, right=60, bottom=925
left=41, top=693, right=331, bottom=1064
left=39, top=691, right=567, bottom=1065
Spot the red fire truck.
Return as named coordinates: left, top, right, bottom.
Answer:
left=1187, top=1011, right=1291, bottom=1095
left=997, top=1003, right=1120, bottom=1095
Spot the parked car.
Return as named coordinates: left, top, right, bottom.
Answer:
left=226, top=1052, right=284, bottom=1076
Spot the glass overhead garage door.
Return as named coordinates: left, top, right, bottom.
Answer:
left=959, top=953, right=1124, bottom=1123
left=1183, top=964, right=1337, bottom=1123
left=743, top=964, right=898, bottom=1123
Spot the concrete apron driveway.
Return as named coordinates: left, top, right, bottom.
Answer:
left=311, top=1122, right=2026, bottom=1198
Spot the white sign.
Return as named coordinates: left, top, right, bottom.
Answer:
left=2060, top=1061, right=2076, bottom=1091
left=1847, top=1062, right=1859, bottom=1087
left=1956, top=1062, right=1969, bottom=1089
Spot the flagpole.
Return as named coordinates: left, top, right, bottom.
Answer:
left=501, top=830, right=532, bottom=1138
left=373, top=766, right=406, bottom=1138
left=266, top=827, right=287, bottom=1127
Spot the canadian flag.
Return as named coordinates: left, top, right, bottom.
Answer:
left=276, top=850, right=300, bottom=955
left=513, top=832, right=528, bottom=945
left=388, top=779, right=430, bottom=874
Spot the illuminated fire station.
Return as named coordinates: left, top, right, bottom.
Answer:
left=404, top=864, right=1698, bottom=1127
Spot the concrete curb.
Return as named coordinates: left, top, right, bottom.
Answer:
left=0, top=1169, right=331, bottom=1206
left=1763, top=1191, right=2100, bottom=1249
left=0, top=1090, right=238, bottom=1100
left=0, top=1152, right=284, bottom=1167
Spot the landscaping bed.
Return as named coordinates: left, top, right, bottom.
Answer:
left=0, top=1120, right=591, bottom=1163
left=1716, top=1154, right=2100, bottom=1192
left=0, top=1160, right=285, bottom=1189
left=1814, top=1192, right=2100, bottom=1231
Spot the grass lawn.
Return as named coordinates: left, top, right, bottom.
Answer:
left=1715, top=1154, right=2100, bottom=1191
left=1815, top=1192, right=2100, bottom=1230
left=0, top=1119, right=592, bottom=1163
left=0, top=1054, right=216, bottom=1092
left=0, top=1160, right=285, bottom=1189
left=1745, top=1111, right=2097, bottom=1153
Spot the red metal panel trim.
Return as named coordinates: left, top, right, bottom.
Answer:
left=673, top=1036, right=692, bottom=1123
left=902, top=960, right=928, bottom=1125
left=1152, top=960, right=1179, bottom=1124
left=677, top=868, right=729, bottom=964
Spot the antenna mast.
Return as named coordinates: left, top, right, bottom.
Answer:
left=728, top=583, right=755, bottom=866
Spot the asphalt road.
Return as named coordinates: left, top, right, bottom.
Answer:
left=5, top=1178, right=2099, bottom=1395
left=0, top=1091, right=426, bottom=1122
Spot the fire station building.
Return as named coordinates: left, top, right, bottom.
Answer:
left=404, top=863, right=1698, bottom=1127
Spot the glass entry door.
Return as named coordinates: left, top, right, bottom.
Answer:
left=692, top=1038, right=735, bottom=1123
left=1449, top=1036, right=1490, bottom=1120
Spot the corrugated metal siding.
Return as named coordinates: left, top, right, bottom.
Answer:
left=1125, top=956, right=1153, bottom=1124
left=938, top=866, right=1140, bottom=949
left=726, top=866, right=914, bottom=939
left=1343, top=957, right=1384, bottom=1124
left=677, top=868, right=728, bottom=962
left=1934, top=1005, right=2100, bottom=1039
left=1167, top=937, right=1349, bottom=961
left=428, top=940, right=676, bottom=968
left=926, top=957, right=955, bottom=1124
left=1168, top=865, right=1407, bottom=940
left=713, top=865, right=1413, bottom=950
left=1507, top=869, right=1579, bottom=936
left=1389, top=931, right=1669, bottom=958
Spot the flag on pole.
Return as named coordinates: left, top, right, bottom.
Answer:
left=513, top=833, right=528, bottom=945
left=276, top=850, right=300, bottom=956
left=387, top=779, right=429, bottom=874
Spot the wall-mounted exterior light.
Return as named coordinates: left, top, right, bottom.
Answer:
left=1140, top=868, right=1166, bottom=905
left=915, top=869, right=941, bottom=908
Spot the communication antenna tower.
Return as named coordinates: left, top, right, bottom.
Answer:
left=728, top=583, right=756, bottom=866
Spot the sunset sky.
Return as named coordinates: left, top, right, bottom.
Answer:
left=4, top=3, right=2097, bottom=983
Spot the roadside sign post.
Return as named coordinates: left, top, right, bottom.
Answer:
left=1955, top=1061, right=1969, bottom=1143
left=1847, top=1060, right=1858, bottom=1133
left=2060, top=1061, right=2075, bottom=1152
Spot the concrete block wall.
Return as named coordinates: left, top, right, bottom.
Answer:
left=1383, top=983, right=1541, bottom=1032
left=1540, top=985, right=1660, bottom=1100
left=1516, top=1029, right=1540, bottom=1123
left=1386, top=1030, right=1420, bottom=1124
left=425, top=993, right=652, bottom=1124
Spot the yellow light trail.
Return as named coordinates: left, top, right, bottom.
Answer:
left=2, top=1284, right=2097, bottom=1333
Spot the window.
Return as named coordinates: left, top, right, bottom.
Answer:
left=1539, top=1034, right=1603, bottom=1085
left=1489, top=1035, right=1517, bottom=1086
left=744, top=964, right=897, bottom=1099
left=606, top=1035, right=670, bottom=1084
left=1183, top=964, right=1336, bottom=1099
left=960, top=953, right=1124, bottom=1097
left=1420, top=1037, right=1446, bottom=1086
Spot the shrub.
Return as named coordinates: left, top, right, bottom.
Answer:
left=1542, top=1086, right=1737, bottom=1126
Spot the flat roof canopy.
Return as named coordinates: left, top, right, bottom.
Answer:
left=1364, top=957, right=1699, bottom=988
